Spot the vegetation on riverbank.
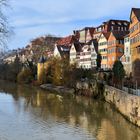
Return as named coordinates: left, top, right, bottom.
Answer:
left=0, top=53, right=128, bottom=99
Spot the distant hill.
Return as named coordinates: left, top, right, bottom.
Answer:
left=3, top=35, right=61, bottom=64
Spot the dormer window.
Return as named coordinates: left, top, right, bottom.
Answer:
left=124, top=22, right=128, bottom=26
left=98, top=27, right=102, bottom=32
left=111, top=26, right=114, bottom=31
left=118, top=27, right=120, bottom=31
left=112, top=21, right=115, bottom=25
left=118, top=22, right=121, bottom=25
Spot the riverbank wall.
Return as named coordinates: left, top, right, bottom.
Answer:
left=40, top=82, right=140, bottom=127
left=104, top=85, right=140, bottom=127
left=40, top=80, right=104, bottom=98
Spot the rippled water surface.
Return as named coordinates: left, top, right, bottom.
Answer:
left=0, top=81, right=140, bottom=140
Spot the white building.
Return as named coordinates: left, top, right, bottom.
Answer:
left=53, top=44, right=61, bottom=57
left=121, top=35, right=132, bottom=75
left=70, top=44, right=77, bottom=64
left=78, top=40, right=98, bottom=69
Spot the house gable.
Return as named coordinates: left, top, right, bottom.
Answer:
left=70, top=44, right=76, bottom=54
left=86, top=29, right=92, bottom=43
left=130, top=11, right=139, bottom=23
left=130, top=8, right=140, bottom=22
left=54, top=44, right=61, bottom=57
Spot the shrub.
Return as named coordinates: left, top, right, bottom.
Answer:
left=17, top=68, right=34, bottom=84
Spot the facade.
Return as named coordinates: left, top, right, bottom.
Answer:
left=70, top=44, right=77, bottom=64
left=53, top=43, right=61, bottom=57
left=107, top=31, right=129, bottom=69
left=98, top=32, right=110, bottom=70
left=69, top=40, right=98, bottom=69
left=129, top=8, right=140, bottom=84
left=73, top=27, right=95, bottom=43
left=54, top=35, right=76, bottom=59
left=93, top=19, right=129, bottom=39
left=121, top=35, right=132, bottom=75
left=37, top=56, right=48, bottom=83
left=78, top=40, right=98, bottom=69
left=70, top=43, right=82, bottom=65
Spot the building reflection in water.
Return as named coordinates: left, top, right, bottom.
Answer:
left=0, top=81, right=140, bottom=140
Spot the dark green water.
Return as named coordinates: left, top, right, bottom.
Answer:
left=0, top=81, right=140, bottom=140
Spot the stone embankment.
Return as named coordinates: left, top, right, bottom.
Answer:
left=40, top=84, right=75, bottom=94
left=104, top=85, right=140, bottom=127
left=40, top=80, right=104, bottom=98
left=41, top=82, right=140, bottom=127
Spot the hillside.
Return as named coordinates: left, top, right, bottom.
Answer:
left=3, top=35, right=61, bottom=64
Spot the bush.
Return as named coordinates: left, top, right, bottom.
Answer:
left=17, top=68, right=34, bottom=84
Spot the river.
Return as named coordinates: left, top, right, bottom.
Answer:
left=0, top=81, right=140, bottom=140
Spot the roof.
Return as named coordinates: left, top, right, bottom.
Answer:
left=111, top=31, right=129, bottom=40
left=101, top=32, right=111, bottom=40
left=92, top=39, right=98, bottom=53
left=131, top=8, right=140, bottom=21
left=73, top=42, right=83, bottom=52
left=88, top=28, right=96, bottom=37
left=106, top=19, right=129, bottom=24
left=56, top=35, right=76, bottom=46
left=77, top=27, right=95, bottom=32
left=96, top=19, right=129, bottom=30
left=87, top=39, right=98, bottom=53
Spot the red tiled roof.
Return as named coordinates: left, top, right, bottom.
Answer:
left=56, top=35, right=76, bottom=46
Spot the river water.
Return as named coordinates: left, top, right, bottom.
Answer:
left=0, top=81, right=140, bottom=140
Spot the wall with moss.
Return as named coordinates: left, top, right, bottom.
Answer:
left=104, top=85, right=140, bottom=127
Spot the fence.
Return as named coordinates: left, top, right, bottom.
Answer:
left=122, top=86, right=140, bottom=96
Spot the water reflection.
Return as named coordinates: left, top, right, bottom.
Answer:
left=0, top=81, right=140, bottom=140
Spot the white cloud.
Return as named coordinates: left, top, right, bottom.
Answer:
left=7, top=0, right=140, bottom=49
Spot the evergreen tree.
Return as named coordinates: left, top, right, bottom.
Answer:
left=112, top=60, right=125, bottom=87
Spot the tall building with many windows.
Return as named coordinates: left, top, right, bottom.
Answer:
left=98, top=32, right=110, bottom=70
left=107, top=31, right=129, bottom=69
left=129, top=8, right=140, bottom=85
left=121, top=35, right=132, bottom=75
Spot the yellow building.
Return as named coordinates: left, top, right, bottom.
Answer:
left=98, top=32, right=110, bottom=70
left=37, top=56, right=48, bottom=84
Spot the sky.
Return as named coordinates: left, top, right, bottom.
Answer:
left=5, top=0, right=140, bottom=50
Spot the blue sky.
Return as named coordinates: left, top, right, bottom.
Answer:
left=6, top=0, right=140, bottom=49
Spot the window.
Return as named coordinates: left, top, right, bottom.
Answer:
left=124, top=22, right=128, bottom=26
left=112, top=56, right=115, bottom=61
left=112, top=21, right=115, bottom=25
left=118, top=48, right=123, bottom=53
left=119, top=40, right=124, bottom=44
left=130, top=23, right=139, bottom=33
left=126, top=47, right=128, bottom=53
left=118, top=27, right=120, bottom=31
left=137, top=46, right=140, bottom=53
left=111, top=26, right=114, bottom=31
left=126, top=57, right=130, bottom=62
left=130, top=38, right=133, bottom=44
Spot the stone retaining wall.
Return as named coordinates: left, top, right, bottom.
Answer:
left=104, top=85, right=140, bottom=127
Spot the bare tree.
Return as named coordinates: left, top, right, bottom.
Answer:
left=0, top=0, right=11, bottom=51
